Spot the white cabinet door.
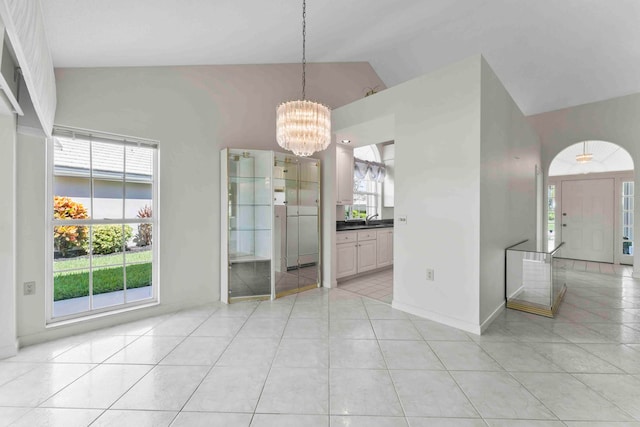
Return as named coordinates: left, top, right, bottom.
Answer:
left=357, top=240, right=377, bottom=273
left=376, top=229, right=393, bottom=267
left=336, top=242, right=358, bottom=279
left=336, top=144, right=353, bottom=205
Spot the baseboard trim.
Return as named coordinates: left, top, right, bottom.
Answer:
left=0, top=340, right=18, bottom=360
left=392, top=300, right=481, bottom=335
left=18, top=297, right=214, bottom=348
left=480, top=302, right=505, bottom=333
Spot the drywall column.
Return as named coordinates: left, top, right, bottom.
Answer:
left=0, top=112, right=17, bottom=358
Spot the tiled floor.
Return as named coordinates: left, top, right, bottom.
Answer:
left=2, top=267, right=640, bottom=426
left=338, top=268, right=393, bottom=303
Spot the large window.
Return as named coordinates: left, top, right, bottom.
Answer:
left=346, top=145, right=383, bottom=220
left=48, top=127, right=158, bottom=322
left=622, top=181, right=634, bottom=256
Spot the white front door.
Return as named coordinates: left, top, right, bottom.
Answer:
left=561, top=179, right=614, bottom=262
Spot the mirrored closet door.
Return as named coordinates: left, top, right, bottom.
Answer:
left=221, top=148, right=321, bottom=303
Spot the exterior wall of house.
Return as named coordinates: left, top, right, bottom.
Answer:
left=528, top=92, right=640, bottom=274
left=54, top=176, right=152, bottom=220
left=16, top=62, right=385, bottom=345
left=0, top=113, right=17, bottom=358
left=479, top=58, right=541, bottom=328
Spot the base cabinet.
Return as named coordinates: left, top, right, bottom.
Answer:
left=336, top=242, right=358, bottom=278
left=377, top=229, right=393, bottom=267
left=336, top=228, right=393, bottom=280
left=357, top=240, right=377, bottom=273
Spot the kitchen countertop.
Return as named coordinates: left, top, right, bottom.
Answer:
left=336, top=220, right=394, bottom=231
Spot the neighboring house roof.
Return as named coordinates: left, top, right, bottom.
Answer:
left=54, top=137, right=153, bottom=182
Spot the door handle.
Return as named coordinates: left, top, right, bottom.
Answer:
left=562, top=224, right=567, bottom=227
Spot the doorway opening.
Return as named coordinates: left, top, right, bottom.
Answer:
left=548, top=140, right=634, bottom=265
left=337, top=142, right=395, bottom=303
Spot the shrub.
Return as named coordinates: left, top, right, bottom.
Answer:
left=53, top=196, right=89, bottom=257
left=134, top=205, right=153, bottom=247
left=92, top=225, right=133, bottom=255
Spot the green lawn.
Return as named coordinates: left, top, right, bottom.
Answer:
left=54, top=262, right=152, bottom=301
left=54, top=250, right=152, bottom=273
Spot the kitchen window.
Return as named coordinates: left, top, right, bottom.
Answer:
left=346, top=145, right=383, bottom=220
left=47, top=126, right=159, bottom=323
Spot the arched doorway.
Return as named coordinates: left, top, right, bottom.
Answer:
left=547, top=141, right=634, bottom=265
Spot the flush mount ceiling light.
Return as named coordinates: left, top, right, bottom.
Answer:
left=276, top=0, right=331, bottom=157
left=576, top=141, right=593, bottom=164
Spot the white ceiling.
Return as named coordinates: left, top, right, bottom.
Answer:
left=40, top=0, right=640, bottom=115
left=548, top=141, right=634, bottom=176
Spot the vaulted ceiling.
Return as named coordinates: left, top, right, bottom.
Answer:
left=41, top=0, right=640, bottom=115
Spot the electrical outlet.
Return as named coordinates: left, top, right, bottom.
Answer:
left=24, top=281, right=36, bottom=296
left=426, top=269, right=434, bottom=281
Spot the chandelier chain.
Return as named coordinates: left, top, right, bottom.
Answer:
left=302, top=0, right=306, bottom=100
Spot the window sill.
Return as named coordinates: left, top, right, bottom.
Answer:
left=46, top=299, right=159, bottom=329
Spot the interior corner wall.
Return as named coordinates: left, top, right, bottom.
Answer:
left=0, top=113, right=17, bottom=358
left=479, top=59, right=541, bottom=328
left=332, top=55, right=483, bottom=333
left=527, top=92, right=640, bottom=274
left=16, top=62, right=385, bottom=345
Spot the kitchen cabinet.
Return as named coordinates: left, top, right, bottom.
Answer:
left=376, top=229, right=393, bottom=267
left=336, top=241, right=358, bottom=278
left=336, top=228, right=392, bottom=280
left=357, top=239, right=377, bottom=273
left=336, top=144, right=353, bottom=205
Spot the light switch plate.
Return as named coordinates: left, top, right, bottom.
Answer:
left=24, top=281, right=36, bottom=296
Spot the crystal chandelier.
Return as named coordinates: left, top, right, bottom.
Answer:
left=276, top=0, right=331, bottom=157
left=576, top=141, right=593, bottom=163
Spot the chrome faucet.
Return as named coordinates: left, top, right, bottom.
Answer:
left=365, top=213, right=379, bottom=225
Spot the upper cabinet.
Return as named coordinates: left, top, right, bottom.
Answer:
left=336, top=144, right=353, bottom=205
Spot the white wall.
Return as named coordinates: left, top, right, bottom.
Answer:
left=528, top=92, right=640, bottom=273
left=16, top=62, right=385, bottom=345
left=0, top=113, right=17, bottom=358
left=479, top=59, right=541, bottom=327
left=332, top=56, right=484, bottom=332
left=330, top=56, right=541, bottom=334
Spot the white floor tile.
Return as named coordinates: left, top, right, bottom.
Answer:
left=0, top=363, right=94, bottom=406
left=451, top=371, right=557, bottom=420
left=513, top=372, right=635, bottom=421
left=330, top=339, right=386, bottom=369
left=252, top=414, right=328, bottom=427
left=390, top=370, right=478, bottom=418
left=273, top=338, right=329, bottom=368
left=104, top=336, right=183, bottom=364
left=91, top=409, right=176, bottom=427
left=184, top=366, right=268, bottom=413
left=256, top=367, right=328, bottom=414
left=172, top=412, right=252, bottom=427
left=159, top=336, right=231, bottom=366
left=330, top=369, right=403, bottom=416
left=112, top=365, right=208, bottom=411
left=43, top=364, right=151, bottom=409
left=331, top=415, right=407, bottom=427
left=9, top=408, right=102, bottom=427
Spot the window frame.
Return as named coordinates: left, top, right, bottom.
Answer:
left=348, top=145, right=383, bottom=219
left=45, top=127, right=160, bottom=325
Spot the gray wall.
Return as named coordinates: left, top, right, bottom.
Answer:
left=479, top=58, right=541, bottom=325
left=17, top=62, right=385, bottom=344
left=0, top=113, right=16, bottom=358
